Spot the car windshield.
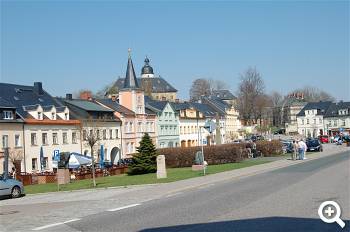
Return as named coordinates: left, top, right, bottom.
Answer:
left=308, top=140, right=320, bottom=146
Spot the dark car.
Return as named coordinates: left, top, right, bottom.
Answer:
left=306, top=139, right=323, bottom=152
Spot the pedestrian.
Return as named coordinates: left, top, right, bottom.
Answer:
left=252, top=141, right=257, bottom=158
left=246, top=142, right=252, bottom=158
left=292, top=140, right=298, bottom=161
left=298, top=139, right=304, bottom=160
left=301, top=140, right=308, bottom=160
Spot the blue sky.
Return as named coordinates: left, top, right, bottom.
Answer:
left=1, top=1, right=349, bottom=100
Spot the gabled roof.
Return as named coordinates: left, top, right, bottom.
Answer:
left=296, top=101, right=333, bottom=117
left=211, top=90, right=236, bottom=100
left=0, top=82, right=64, bottom=118
left=170, top=101, right=219, bottom=117
left=201, top=96, right=229, bottom=114
left=64, top=99, right=113, bottom=112
left=112, top=77, right=177, bottom=93
left=95, top=99, right=135, bottom=116
left=0, top=97, right=15, bottom=108
left=324, top=102, right=350, bottom=118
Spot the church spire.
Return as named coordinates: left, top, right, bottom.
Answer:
left=123, top=48, right=139, bottom=89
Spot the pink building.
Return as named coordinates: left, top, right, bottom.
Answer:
left=97, top=51, right=157, bottom=157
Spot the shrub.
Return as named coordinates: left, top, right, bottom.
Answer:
left=158, top=140, right=283, bottom=168
left=127, top=133, right=157, bottom=175
left=158, top=143, right=248, bottom=168
left=256, top=140, right=283, bottom=156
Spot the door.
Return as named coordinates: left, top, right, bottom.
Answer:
left=0, top=178, right=12, bottom=196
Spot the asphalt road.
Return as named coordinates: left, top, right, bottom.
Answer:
left=44, top=150, right=349, bottom=232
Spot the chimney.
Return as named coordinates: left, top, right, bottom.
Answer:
left=175, top=99, right=180, bottom=103
left=80, top=91, right=92, bottom=100
left=111, top=95, right=117, bottom=102
left=34, top=82, right=44, bottom=95
left=66, top=93, right=73, bottom=100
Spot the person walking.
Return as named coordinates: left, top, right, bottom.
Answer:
left=292, top=140, right=298, bottom=161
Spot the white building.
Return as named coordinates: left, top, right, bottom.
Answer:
left=296, top=101, right=333, bottom=137
left=323, top=101, right=350, bottom=136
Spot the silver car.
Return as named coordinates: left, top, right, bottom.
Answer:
left=0, top=174, right=24, bottom=198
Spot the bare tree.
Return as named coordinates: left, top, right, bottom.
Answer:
left=236, top=67, right=265, bottom=125
left=190, top=78, right=211, bottom=101
left=208, top=79, right=229, bottom=92
left=254, top=94, right=272, bottom=126
left=83, top=123, right=101, bottom=187
left=269, top=91, right=284, bottom=127
left=291, top=86, right=335, bottom=102
left=190, top=78, right=229, bottom=101
left=8, top=149, right=23, bottom=166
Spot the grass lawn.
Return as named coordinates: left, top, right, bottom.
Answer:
left=24, top=159, right=271, bottom=195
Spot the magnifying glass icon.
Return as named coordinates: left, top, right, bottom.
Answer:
left=318, top=201, right=345, bottom=228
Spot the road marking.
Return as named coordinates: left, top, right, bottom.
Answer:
left=165, top=191, right=183, bottom=198
left=32, top=218, right=80, bottom=231
left=107, top=203, right=141, bottom=212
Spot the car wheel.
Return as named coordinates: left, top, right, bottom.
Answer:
left=11, top=186, right=21, bottom=198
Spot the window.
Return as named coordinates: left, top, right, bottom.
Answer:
left=72, top=132, right=77, bottom=144
left=115, top=129, right=119, bottom=138
left=52, top=112, right=55, bottom=120
left=63, top=132, right=68, bottom=144
left=161, top=126, right=164, bottom=135
left=42, top=133, right=48, bottom=145
left=306, top=119, right=309, bottom=124
left=53, top=133, right=58, bottom=145
left=15, top=134, right=20, bottom=147
left=32, top=158, right=37, bottom=170
left=103, top=129, right=107, bottom=140
left=125, top=122, right=128, bottom=132
left=301, top=119, right=304, bottom=125
left=342, top=119, right=346, bottom=126
left=130, top=122, right=133, bottom=132
left=64, top=113, right=68, bottom=120
left=319, top=118, right=322, bottom=124
left=169, top=112, right=172, bottom=118
left=31, top=133, right=37, bottom=146
left=109, top=129, right=113, bottom=139
left=38, top=112, right=42, bottom=120
left=3, top=111, right=13, bottom=119
left=313, top=119, right=316, bottom=124
left=2, top=135, right=8, bottom=148
left=43, top=157, right=48, bottom=169
left=96, top=130, right=100, bottom=139
left=334, top=120, right=337, bottom=126
left=138, top=122, right=142, bottom=132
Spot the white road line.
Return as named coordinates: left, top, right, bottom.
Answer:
left=107, top=203, right=141, bottom=212
left=165, top=191, right=183, bottom=198
left=32, top=218, right=80, bottom=231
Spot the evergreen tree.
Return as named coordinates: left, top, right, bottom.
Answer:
left=127, top=133, right=157, bottom=175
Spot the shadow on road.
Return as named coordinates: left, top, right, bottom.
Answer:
left=140, top=217, right=349, bottom=232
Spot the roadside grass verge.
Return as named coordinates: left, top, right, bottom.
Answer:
left=24, top=159, right=271, bottom=194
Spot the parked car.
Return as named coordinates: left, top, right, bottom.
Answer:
left=282, top=141, right=294, bottom=153
left=0, top=174, right=24, bottom=198
left=306, top=139, right=323, bottom=152
left=318, top=135, right=329, bottom=143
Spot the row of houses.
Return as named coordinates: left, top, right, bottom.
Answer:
left=0, top=53, right=241, bottom=174
left=296, top=101, right=350, bottom=137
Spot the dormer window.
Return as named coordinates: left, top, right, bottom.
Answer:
left=64, top=113, right=68, bottom=120
left=3, top=111, right=13, bottom=119
left=38, top=112, right=42, bottom=120
left=52, top=112, right=56, bottom=120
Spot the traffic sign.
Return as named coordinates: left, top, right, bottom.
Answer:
left=53, top=150, right=60, bottom=161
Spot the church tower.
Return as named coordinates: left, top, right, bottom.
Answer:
left=118, top=49, right=145, bottom=114
left=141, top=56, right=154, bottom=78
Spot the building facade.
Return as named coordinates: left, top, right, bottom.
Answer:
left=296, top=101, right=333, bottom=137
left=323, top=101, right=350, bottom=136
left=146, top=99, right=180, bottom=148
left=0, top=99, right=24, bottom=174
